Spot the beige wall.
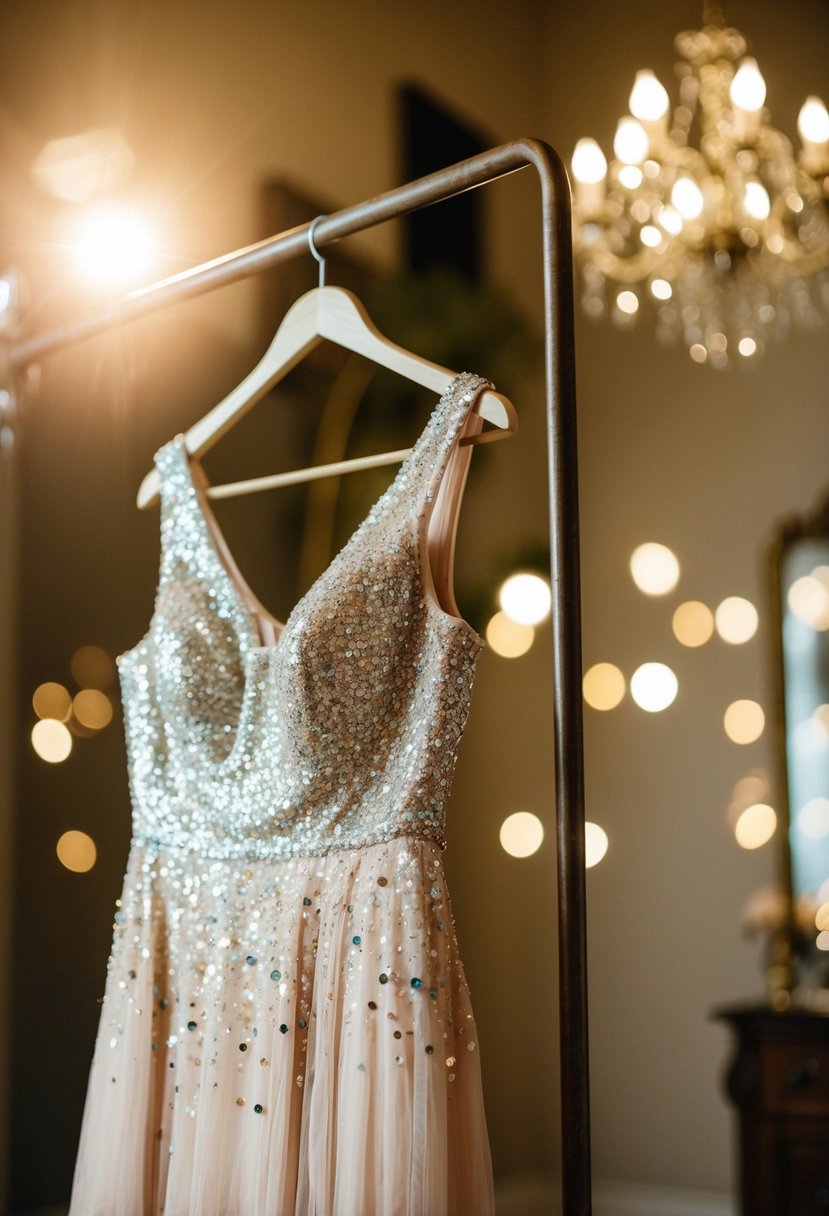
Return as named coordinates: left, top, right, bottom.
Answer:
left=1, top=0, right=829, bottom=1208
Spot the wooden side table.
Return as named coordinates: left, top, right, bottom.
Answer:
left=717, top=1004, right=829, bottom=1215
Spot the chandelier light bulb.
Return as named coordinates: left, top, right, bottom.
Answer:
left=730, top=58, right=767, bottom=112
left=629, top=70, right=670, bottom=123
left=613, top=117, right=649, bottom=165
left=671, top=176, right=704, bottom=221
left=743, top=180, right=771, bottom=221
left=571, top=138, right=607, bottom=185
left=798, top=96, right=829, bottom=144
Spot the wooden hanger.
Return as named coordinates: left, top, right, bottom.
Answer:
left=137, top=283, right=517, bottom=509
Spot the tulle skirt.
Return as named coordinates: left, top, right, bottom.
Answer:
left=69, top=834, right=494, bottom=1216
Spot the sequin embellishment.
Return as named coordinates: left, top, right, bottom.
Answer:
left=70, top=373, right=497, bottom=1216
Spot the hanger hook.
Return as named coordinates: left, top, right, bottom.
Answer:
left=308, top=215, right=327, bottom=289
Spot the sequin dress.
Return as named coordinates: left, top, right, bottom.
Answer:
left=69, top=373, right=496, bottom=1216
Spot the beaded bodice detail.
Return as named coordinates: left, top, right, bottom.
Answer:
left=119, top=373, right=490, bottom=862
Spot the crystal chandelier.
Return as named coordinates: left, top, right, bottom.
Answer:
left=569, top=2, right=829, bottom=367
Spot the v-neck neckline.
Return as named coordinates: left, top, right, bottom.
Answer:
left=165, top=371, right=487, bottom=660
left=172, top=376, right=457, bottom=652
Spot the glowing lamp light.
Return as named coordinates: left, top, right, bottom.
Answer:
left=498, top=573, right=551, bottom=627
left=657, top=205, right=683, bottom=235
left=629, top=662, right=678, bottom=712
left=31, top=718, right=72, bottom=763
left=738, top=337, right=758, bottom=357
left=73, top=688, right=113, bottom=730
left=56, top=829, right=97, bottom=873
left=571, top=138, right=608, bottom=185
left=715, top=597, right=758, bottom=644
left=672, top=600, right=714, bottom=647
left=585, top=822, right=609, bottom=869
left=630, top=542, right=680, bottom=596
left=723, top=699, right=765, bottom=745
left=730, top=58, right=767, bottom=112
left=499, top=811, right=544, bottom=859
left=651, top=278, right=672, bottom=300
left=799, top=96, right=829, bottom=144
left=32, top=681, right=72, bottom=721
left=671, top=177, right=705, bottom=221
left=616, top=290, right=639, bottom=315
left=788, top=575, right=829, bottom=630
left=744, top=180, right=771, bottom=221
left=613, top=117, right=649, bottom=165
left=629, top=70, right=670, bottom=123
left=619, top=165, right=644, bottom=189
left=582, top=662, right=625, bottom=711
left=73, top=203, right=158, bottom=286
left=485, top=611, right=534, bottom=659
left=735, top=803, right=777, bottom=849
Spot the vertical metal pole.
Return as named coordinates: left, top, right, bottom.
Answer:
left=525, top=141, right=592, bottom=1213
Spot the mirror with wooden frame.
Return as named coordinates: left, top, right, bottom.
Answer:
left=770, top=492, right=829, bottom=994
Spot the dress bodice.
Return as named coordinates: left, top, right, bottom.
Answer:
left=118, top=373, right=490, bottom=861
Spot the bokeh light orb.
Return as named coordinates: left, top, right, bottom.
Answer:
left=499, top=811, right=544, bottom=858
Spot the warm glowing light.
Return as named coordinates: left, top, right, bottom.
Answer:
left=498, top=573, right=551, bottom=626
left=614, top=117, right=649, bottom=165
left=73, top=204, right=158, bottom=285
left=485, top=611, right=534, bottom=659
left=715, top=597, right=758, bottom=644
left=729, top=58, right=767, bottom=112
left=70, top=644, right=115, bottom=689
left=32, top=681, right=72, bottom=721
left=616, top=290, right=639, bottom=315
left=629, top=70, right=670, bottom=122
left=743, top=180, right=771, bottom=220
left=689, top=343, right=708, bottom=364
left=817, top=931, right=829, bottom=952
left=73, top=688, right=113, bottom=730
left=629, top=662, right=678, bottom=712
left=657, top=205, right=683, bottom=235
left=671, top=177, right=704, bottom=220
left=799, top=96, right=829, bottom=144
left=738, top=337, right=757, bottom=357
left=499, top=812, right=544, bottom=858
left=630, top=542, right=680, bottom=596
left=816, top=902, right=829, bottom=932
left=735, top=803, right=776, bottom=849
left=672, top=600, right=714, bottom=647
left=640, top=224, right=662, bottom=248
left=582, top=663, right=625, bottom=711
left=788, top=575, right=829, bottom=630
left=797, top=798, right=829, bottom=840
left=31, top=719, right=73, bottom=763
left=56, top=829, right=97, bottom=873
left=585, top=822, right=609, bottom=868
left=32, top=129, right=134, bottom=203
left=571, top=138, right=608, bottom=184
left=618, top=165, right=644, bottom=189
left=651, top=278, right=672, bottom=300
left=730, top=772, right=771, bottom=820
left=723, top=699, right=765, bottom=744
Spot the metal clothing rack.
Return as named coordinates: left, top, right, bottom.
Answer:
left=5, top=135, right=591, bottom=1213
